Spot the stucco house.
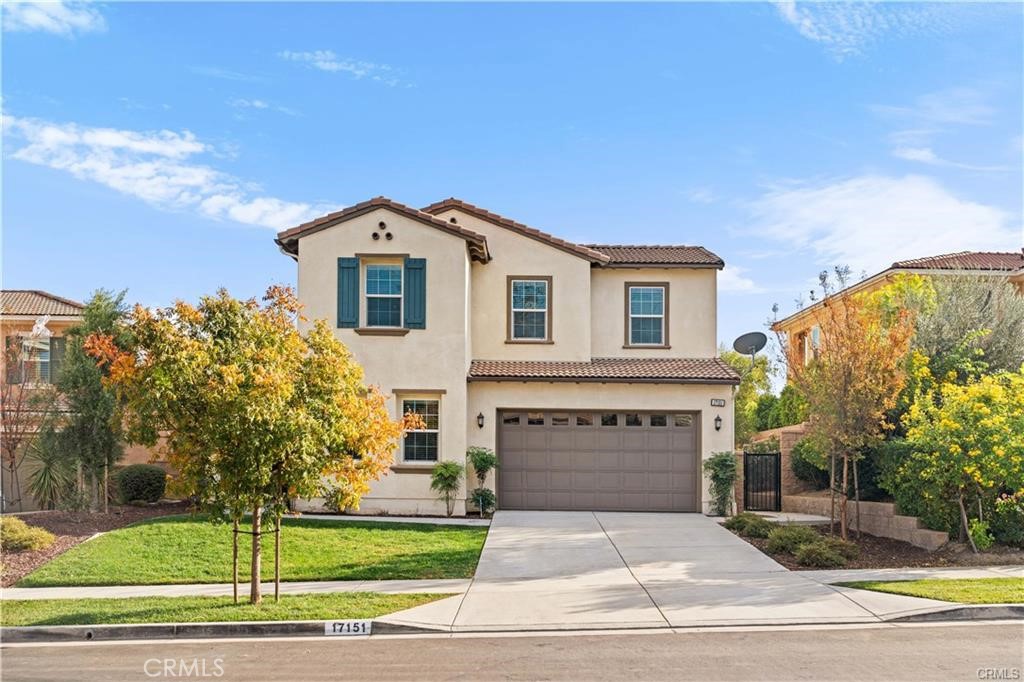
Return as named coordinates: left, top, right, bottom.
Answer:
left=772, top=250, right=1024, bottom=367
left=277, top=197, right=739, bottom=516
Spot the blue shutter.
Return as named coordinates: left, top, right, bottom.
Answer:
left=337, top=257, right=360, bottom=328
left=403, top=257, right=426, bottom=329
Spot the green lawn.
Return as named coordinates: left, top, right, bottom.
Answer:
left=18, top=515, right=487, bottom=587
left=0, top=592, right=443, bottom=626
left=838, top=577, right=1024, bottom=604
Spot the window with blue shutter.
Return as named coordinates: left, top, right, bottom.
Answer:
left=403, top=257, right=426, bottom=329
left=337, top=257, right=360, bottom=328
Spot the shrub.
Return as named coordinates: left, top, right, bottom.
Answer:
left=991, top=491, right=1024, bottom=548
left=790, top=438, right=829, bottom=489
left=775, top=384, right=809, bottom=426
left=703, top=452, right=738, bottom=516
left=740, top=516, right=777, bottom=539
left=794, top=540, right=847, bottom=568
left=820, top=536, right=859, bottom=560
left=116, top=464, right=167, bottom=503
left=430, top=461, right=465, bottom=517
left=765, top=525, right=821, bottom=554
left=466, top=447, right=498, bottom=487
left=0, top=517, right=56, bottom=552
left=968, top=519, right=994, bottom=551
left=754, top=394, right=780, bottom=431
left=469, top=487, right=496, bottom=517
left=722, top=512, right=761, bottom=532
left=744, top=436, right=780, bottom=454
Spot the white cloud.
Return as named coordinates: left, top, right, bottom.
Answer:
left=190, top=66, right=264, bottom=83
left=278, top=50, right=402, bottom=86
left=749, top=174, right=1021, bottom=275
left=685, top=187, right=717, bottom=204
left=2, top=0, right=105, bottom=36
left=891, top=146, right=1008, bottom=172
left=3, top=114, right=333, bottom=230
left=871, top=87, right=995, bottom=126
left=774, top=2, right=994, bottom=60
left=719, top=266, right=763, bottom=294
left=227, top=98, right=300, bottom=117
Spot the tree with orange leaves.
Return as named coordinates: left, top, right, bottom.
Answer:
left=88, top=286, right=414, bottom=605
left=776, top=268, right=916, bottom=540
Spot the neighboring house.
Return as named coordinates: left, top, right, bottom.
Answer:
left=0, top=290, right=164, bottom=511
left=772, top=250, right=1024, bottom=368
left=277, top=196, right=739, bottom=516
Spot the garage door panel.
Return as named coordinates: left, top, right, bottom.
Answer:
left=498, top=410, right=700, bottom=512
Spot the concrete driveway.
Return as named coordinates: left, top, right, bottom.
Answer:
left=381, top=511, right=953, bottom=632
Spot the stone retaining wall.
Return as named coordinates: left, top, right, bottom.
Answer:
left=783, top=494, right=949, bottom=551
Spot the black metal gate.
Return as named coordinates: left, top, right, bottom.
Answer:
left=743, top=451, right=781, bottom=512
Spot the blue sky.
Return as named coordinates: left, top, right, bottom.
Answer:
left=3, top=1, right=1022, bottom=356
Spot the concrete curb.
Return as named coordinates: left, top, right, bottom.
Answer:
left=2, top=605, right=1020, bottom=642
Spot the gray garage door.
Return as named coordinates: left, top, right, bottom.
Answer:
left=497, top=411, right=701, bottom=512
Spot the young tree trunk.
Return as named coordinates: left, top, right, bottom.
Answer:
left=232, top=517, right=239, bottom=605
left=103, top=463, right=109, bottom=514
left=828, top=451, right=837, bottom=537
left=839, top=454, right=849, bottom=541
left=250, top=505, right=262, bottom=605
left=959, top=493, right=978, bottom=554
left=274, top=514, right=281, bottom=603
left=853, top=456, right=861, bottom=539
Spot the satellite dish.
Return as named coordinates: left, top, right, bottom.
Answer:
left=732, top=331, right=767, bottom=357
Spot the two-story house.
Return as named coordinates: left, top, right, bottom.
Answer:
left=276, top=197, right=739, bottom=516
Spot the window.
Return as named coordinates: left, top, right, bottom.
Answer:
left=551, top=414, right=570, bottom=426
left=402, top=399, right=439, bottom=462
left=509, top=278, right=550, bottom=341
left=527, top=412, right=545, bottom=426
left=366, top=264, right=402, bottom=327
left=627, top=285, right=667, bottom=346
left=11, top=336, right=51, bottom=384
left=600, top=414, right=619, bottom=426
left=576, top=414, right=594, bottom=426
left=502, top=414, right=521, bottom=425
left=803, top=326, right=821, bottom=365
left=625, top=413, right=642, bottom=427
left=650, top=414, right=667, bottom=427
left=674, top=414, right=693, bottom=427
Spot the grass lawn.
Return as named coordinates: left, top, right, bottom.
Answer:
left=838, top=577, right=1024, bottom=604
left=0, top=592, right=443, bottom=626
left=18, top=515, right=487, bottom=587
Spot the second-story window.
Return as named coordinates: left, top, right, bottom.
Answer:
left=509, top=277, right=550, bottom=341
left=366, top=264, right=402, bottom=327
left=627, top=284, right=667, bottom=346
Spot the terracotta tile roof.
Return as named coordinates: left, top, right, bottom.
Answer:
left=584, top=245, right=725, bottom=269
left=1, top=290, right=85, bottom=317
left=468, top=357, right=740, bottom=384
left=275, top=196, right=491, bottom=262
left=892, top=250, right=1024, bottom=272
left=422, top=198, right=611, bottom=264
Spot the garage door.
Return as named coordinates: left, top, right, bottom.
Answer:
left=497, top=411, right=701, bottom=512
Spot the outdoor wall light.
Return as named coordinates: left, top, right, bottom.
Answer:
left=714, top=415, right=722, bottom=432
left=477, top=412, right=485, bottom=429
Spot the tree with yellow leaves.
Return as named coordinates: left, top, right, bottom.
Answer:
left=88, top=286, right=415, bottom=604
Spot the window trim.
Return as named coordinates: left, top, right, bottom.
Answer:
left=506, top=275, right=553, bottom=344
left=623, top=282, right=670, bottom=348
left=397, top=393, right=442, bottom=465
left=9, top=332, right=52, bottom=385
left=363, top=260, right=404, bottom=329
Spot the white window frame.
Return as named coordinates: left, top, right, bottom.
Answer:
left=400, top=395, right=441, bottom=463
left=510, top=278, right=549, bottom=341
left=628, top=285, right=666, bottom=346
left=364, top=262, right=403, bottom=328
left=803, top=325, right=821, bottom=365
left=12, top=332, right=51, bottom=385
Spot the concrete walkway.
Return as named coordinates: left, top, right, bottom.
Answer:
left=290, top=513, right=490, bottom=527
left=380, top=511, right=975, bottom=632
left=1, top=579, right=471, bottom=601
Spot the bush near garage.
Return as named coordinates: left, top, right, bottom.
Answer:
left=765, top=525, right=821, bottom=554
left=0, top=517, right=56, bottom=552
left=116, top=464, right=167, bottom=504
left=794, top=540, right=846, bottom=568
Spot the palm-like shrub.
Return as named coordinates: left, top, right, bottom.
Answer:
left=430, top=461, right=465, bottom=517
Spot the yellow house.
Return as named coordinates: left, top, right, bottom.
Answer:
left=772, top=250, right=1024, bottom=368
left=277, top=196, right=739, bottom=516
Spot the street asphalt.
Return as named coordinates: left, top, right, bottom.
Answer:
left=2, top=622, right=1021, bottom=682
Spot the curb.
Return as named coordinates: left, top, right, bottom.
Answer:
left=2, top=605, right=1020, bottom=643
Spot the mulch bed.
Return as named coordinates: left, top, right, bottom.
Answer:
left=734, top=524, right=1024, bottom=571
left=1, top=502, right=188, bottom=587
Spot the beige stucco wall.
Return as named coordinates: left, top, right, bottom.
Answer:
left=590, top=268, right=718, bottom=358
left=294, top=207, right=473, bottom=516
left=432, top=207, right=593, bottom=362
left=466, top=381, right=735, bottom=515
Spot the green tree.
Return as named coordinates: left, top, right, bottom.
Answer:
left=50, top=290, right=128, bottom=512
left=719, top=347, right=774, bottom=446
left=89, top=286, right=409, bottom=604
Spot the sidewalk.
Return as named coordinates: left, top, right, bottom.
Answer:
left=288, top=513, right=490, bottom=527
left=2, top=579, right=471, bottom=601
